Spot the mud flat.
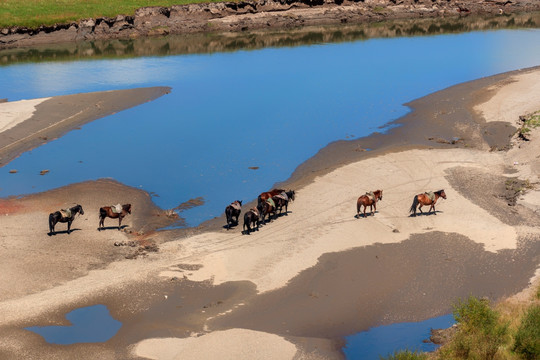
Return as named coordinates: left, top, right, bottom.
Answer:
left=0, top=68, right=539, bottom=359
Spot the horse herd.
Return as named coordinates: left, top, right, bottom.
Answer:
left=226, top=187, right=447, bottom=235
left=225, top=188, right=296, bottom=234
left=48, top=203, right=131, bottom=235
left=355, top=189, right=447, bottom=218
left=46, top=188, right=446, bottom=236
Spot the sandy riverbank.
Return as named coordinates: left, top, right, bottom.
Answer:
left=0, top=68, right=539, bottom=359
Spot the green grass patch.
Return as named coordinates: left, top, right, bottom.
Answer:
left=518, top=110, right=540, bottom=139
left=0, top=0, right=226, bottom=28
left=513, top=305, right=540, bottom=360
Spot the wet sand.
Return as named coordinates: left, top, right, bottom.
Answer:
left=0, top=68, right=540, bottom=359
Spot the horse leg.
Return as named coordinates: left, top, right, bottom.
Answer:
left=363, top=205, right=367, bottom=219
left=372, top=202, right=376, bottom=216
left=418, top=205, right=423, bottom=214
left=67, top=220, right=72, bottom=234
left=118, top=216, right=123, bottom=230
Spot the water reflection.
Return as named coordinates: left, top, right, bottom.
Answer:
left=1, top=12, right=539, bottom=65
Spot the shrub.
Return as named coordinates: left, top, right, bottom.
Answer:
left=450, top=296, right=509, bottom=360
left=380, top=349, right=428, bottom=360
left=513, top=305, right=540, bottom=360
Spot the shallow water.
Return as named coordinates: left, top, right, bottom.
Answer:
left=1, top=21, right=540, bottom=226
left=25, top=304, right=122, bottom=345
left=343, top=314, right=455, bottom=359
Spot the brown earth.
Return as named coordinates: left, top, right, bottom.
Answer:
left=1, top=0, right=540, bottom=50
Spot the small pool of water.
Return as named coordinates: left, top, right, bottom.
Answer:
left=343, top=314, right=455, bottom=359
left=25, top=304, right=122, bottom=345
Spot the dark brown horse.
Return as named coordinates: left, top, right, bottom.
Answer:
left=48, top=204, right=84, bottom=235
left=225, top=200, right=242, bottom=230
left=258, top=197, right=277, bottom=224
left=356, top=190, right=383, bottom=218
left=243, top=208, right=260, bottom=235
left=273, top=190, right=296, bottom=215
left=99, top=204, right=131, bottom=230
left=409, top=190, right=446, bottom=216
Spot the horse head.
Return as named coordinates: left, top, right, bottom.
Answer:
left=287, top=190, right=295, bottom=201
left=75, top=204, right=84, bottom=216
left=438, top=190, right=447, bottom=199
left=376, top=190, right=383, bottom=201
left=124, top=204, right=132, bottom=214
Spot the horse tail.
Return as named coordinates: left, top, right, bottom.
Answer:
left=99, top=207, right=107, bottom=220
left=409, top=195, right=419, bottom=213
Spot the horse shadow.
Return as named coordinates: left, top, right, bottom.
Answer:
left=97, top=225, right=129, bottom=231
left=409, top=210, right=443, bottom=217
left=354, top=211, right=378, bottom=219
left=47, top=228, right=82, bottom=236
left=222, top=221, right=239, bottom=230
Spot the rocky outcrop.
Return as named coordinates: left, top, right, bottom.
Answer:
left=0, top=0, right=539, bottom=49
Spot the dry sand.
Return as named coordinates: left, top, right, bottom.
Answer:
left=0, top=69, right=540, bottom=359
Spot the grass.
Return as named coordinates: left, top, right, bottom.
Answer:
left=0, top=0, right=226, bottom=29
left=385, top=284, right=540, bottom=360
left=518, top=110, right=540, bottom=140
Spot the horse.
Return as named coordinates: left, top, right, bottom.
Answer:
left=409, top=190, right=447, bottom=216
left=273, top=190, right=296, bottom=215
left=243, top=208, right=260, bottom=235
left=98, top=204, right=131, bottom=231
left=48, top=204, right=84, bottom=235
left=225, top=200, right=242, bottom=230
left=257, top=188, right=286, bottom=207
left=258, top=197, right=277, bottom=224
left=356, top=190, right=383, bottom=218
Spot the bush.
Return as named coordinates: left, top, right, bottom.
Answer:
left=380, top=349, right=428, bottom=360
left=513, top=305, right=540, bottom=360
left=450, top=296, right=509, bottom=360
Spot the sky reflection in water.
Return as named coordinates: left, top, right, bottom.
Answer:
left=1, top=29, right=540, bottom=226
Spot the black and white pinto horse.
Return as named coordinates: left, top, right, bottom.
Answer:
left=225, top=200, right=242, bottom=230
left=48, top=204, right=84, bottom=235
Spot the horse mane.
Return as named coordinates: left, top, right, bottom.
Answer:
left=435, top=190, right=444, bottom=195
left=123, top=204, right=131, bottom=210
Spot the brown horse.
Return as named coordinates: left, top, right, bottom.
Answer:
left=48, top=204, right=84, bottom=235
left=409, top=190, right=446, bottom=216
left=98, top=204, right=131, bottom=230
left=243, top=208, right=260, bottom=235
left=258, top=188, right=286, bottom=206
left=258, top=198, right=277, bottom=224
left=356, top=190, right=383, bottom=218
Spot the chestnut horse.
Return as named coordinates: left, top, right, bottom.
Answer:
left=48, top=204, right=84, bottom=235
left=243, top=208, right=260, bottom=235
left=257, top=188, right=286, bottom=207
left=99, top=204, right=131, bottom=230
left=409, top=190, right=446, bottom=216
left=356, top=190, right=383, bottom=218
left=225, top=200, right=242, bottom=230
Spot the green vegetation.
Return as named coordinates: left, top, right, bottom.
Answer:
left=0, top=0, right=225, bottom=29
left=444, top=296, right=510, bottom=359
left=513, top=305, right=540, bottom=360
left=518, top=110, right=540, bottom=140
left=385, top=285, right=540, bottom=360
left=381, top=350, right=428, bottom=360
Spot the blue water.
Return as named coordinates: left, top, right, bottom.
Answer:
left=343, top=314, right=455, bottom=359
left=1, top=29, right=540, bottom=225
left=25, top=304, right=122, bottom=345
